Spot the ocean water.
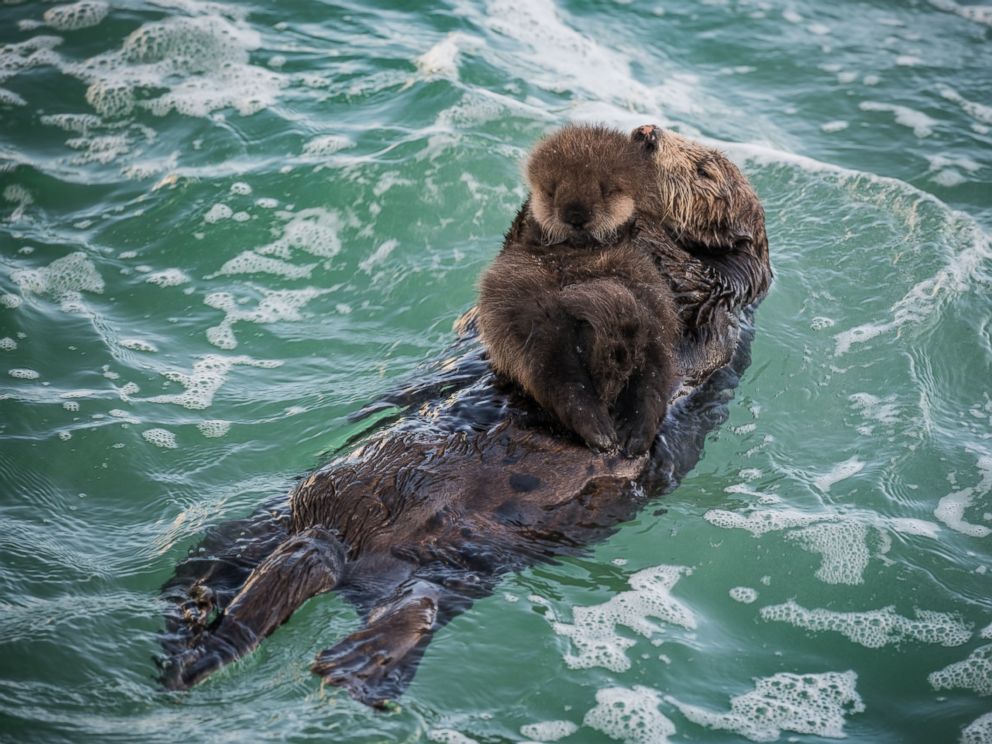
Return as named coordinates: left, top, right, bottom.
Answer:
left=1, top=0, right=990, bottom=742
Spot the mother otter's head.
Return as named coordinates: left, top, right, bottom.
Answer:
left=526, top=124, right=651, bottom=246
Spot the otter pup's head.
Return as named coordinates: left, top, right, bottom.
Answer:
left=526, top=124, right=651, bottom=246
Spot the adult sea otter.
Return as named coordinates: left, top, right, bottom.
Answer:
left=157, top=125, right=773, bottom=708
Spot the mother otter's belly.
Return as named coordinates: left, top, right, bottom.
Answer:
left=290, top=420, right=644, bottom=561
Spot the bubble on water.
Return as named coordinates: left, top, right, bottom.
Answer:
left=729, top=587, right=758, bottom=603
left=232, top=211, right=250, bottom=222
left=962, top=712, right=992, bottom=744
left=859, top=101, right=936, bottom=137
left=427, top=730, right=478, bottom=744
left=230, top=181, right=252, bottom=195
left=788, top=521, right=870, bottom=585
left=981, top=623, right=992, bottom=640
left=43, top=1, right=108, bottom=31
left=550, top=565, right=695, bottom=672
left=146, top=354, right=281, bottom=410
left=145, top=268, right=189, bottom=287
left=302, top=135, right=353, bottom=156
left=9, top=368, right=39, bottom=379
left=584, top=686, right=675, bottom=744
left=142, top=428, right=177, bottom=448
left=929, top=644, right=992, bottom=696
left=939, top=85, right=992, bottom=125
left=119, top=338, right=158, bottom=352
left=197, top=419, right=230, bottom=438
left=58, top=430, right=72, bottom=441
left=760, top=601, right=972, bottom=648
left=4, top=183, right=34, bottom=220
left=519, top=720, right=577, bottom=741
left=415, top=33, right=474, bottom=78
left=261, top=207, right=343, bottom=259
left=204, top=203, right=232, bottom=223
left=0, top=337, right=16, bottom=350
left=204, top=288, right=324, bottom=349
left=667, top=671, right=864, bottom=742
left=255, top=197, right=278, bottom=209
left=215, top=251, right=315, bottom=280
left=11, top=252, right=104, bottom=313
left=0, top=87, right=26, bottom=106
left=63, top=401, right=79, bottom=412
left=704, top=508, right=829, bottom=536
left=887, top=517, right=941, bottom=538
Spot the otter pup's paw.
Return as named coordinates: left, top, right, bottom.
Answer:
left=562, top=398, right=618, bottom=453
left=631, top=124, right=661, bottom=152
left=616, top=415, right=659, bottom=458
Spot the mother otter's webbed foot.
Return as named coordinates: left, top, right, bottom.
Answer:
left=312, top=580, right=442, bottom=708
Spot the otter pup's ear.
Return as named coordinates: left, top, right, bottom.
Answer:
left=631, top=124, right=661, bottom=153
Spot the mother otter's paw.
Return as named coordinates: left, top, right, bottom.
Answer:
left=631, top=124, right=661, bottom=152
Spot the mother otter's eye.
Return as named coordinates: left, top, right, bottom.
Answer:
left=600, top=182, right=619, bottom=198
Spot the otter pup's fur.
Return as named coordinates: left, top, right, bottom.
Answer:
left=630, top=125, right=772, bottom=330
left=478, top=125, right=681, bottom=456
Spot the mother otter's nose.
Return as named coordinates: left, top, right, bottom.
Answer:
left=562, top=203, right=590, bottom=229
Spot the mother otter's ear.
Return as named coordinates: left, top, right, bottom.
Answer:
left=631, top=124, right=661, bottom=153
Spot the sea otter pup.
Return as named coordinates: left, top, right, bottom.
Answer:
left=477, top=125, right=682, bottom=456
left=630, top=124, right=772, bottom=331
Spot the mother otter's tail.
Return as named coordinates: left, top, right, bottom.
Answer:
left=159, top=526, right=345, bottom=690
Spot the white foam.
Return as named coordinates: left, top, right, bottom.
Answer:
left=814, top=456, right=865, bottom=492
left=254, top=208, right=343, bottom=260
left=427, top=730, right=478, bottom=744
left=145, top=268, right=189, bottom=287
left=11, top=252, right=104, bottom=313
left=43, top=1, right=108, bottom=31
left=935, top=451, right=992, bottom=537
left=551, top=565, right=694, bottom=672
left=359, top=239, right=398, bottom=273
left=519, top=721, right=578, bottom=741
left=145, top=354, right=281, bottom=409
left=142, top=428, right=177, bottom=448
left=888, top=517, right=941, bottom=538
left=928, top=0, right=992, bottom=27
left=8, top=368, right=39, bottom=379
left=204, top=288, right=323, bottom=349
left=849, top=392, right=901, bottom=426
left=859, top=101, right=937, bottom=137
left=939, top=86, right=992, bottom=125
left=962, top=712, right=992, bottom=744
left=1, top=294, right=23, bottom=309
left=119, top=338, right=158, bottom=352
left=196, top=419, right=230, bottom=438
left=929, top=644, right=992, bottom=695
left=302, top=135, right=353, bottom=157
left=0, top=337, right=16, bottom=350
left=729, top=587, right=758, bottom=603
left=63, top=401, right=79, bottom=412
left=4, top=183, right=33, bottom=220
left=215, top=251, right=315, bottom=279
left=204, top=203, right=232, bottom=223
left=760, top=601, right=972, bottom=648
left=789, top=521, right=869, bottom=585
left=415, top=33, right=471, bottom=77
left=230, top=181, right=251, bottom=195
left=668, top=671, right=864, bottom=742
left=981, top=622, right=992, bottom=640
left=821, top=120, right=849, bottom=133
left=584, top=686, right=675, bottom=744
left=704, top=508, right=829, bottom=536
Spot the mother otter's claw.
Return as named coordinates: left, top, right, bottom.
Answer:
left=631, top=124, right=661, bottom=151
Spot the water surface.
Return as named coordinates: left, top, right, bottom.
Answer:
left=1, top=0, right=990, bottom=742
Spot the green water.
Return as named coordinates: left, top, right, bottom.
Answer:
left=1, top=0, right=990, bottom=742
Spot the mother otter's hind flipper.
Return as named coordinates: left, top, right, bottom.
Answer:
left=160, top=526, right=345, bottom=690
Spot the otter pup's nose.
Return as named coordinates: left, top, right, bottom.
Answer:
left=562, top=203, right=590, bottom=229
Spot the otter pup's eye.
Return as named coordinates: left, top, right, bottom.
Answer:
left=600, top=183, right=619, bottom=198
left=696, top=161, right=713, bottom=180
left=545, top=182, right=557, bottom=197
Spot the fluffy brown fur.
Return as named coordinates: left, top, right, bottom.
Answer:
left=478, top=125, right=681, bottom=456
left=630, top=125, right=772, bottom=329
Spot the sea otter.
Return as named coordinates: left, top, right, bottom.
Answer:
left=157, top=129, right=772, bottom=709
left=630, top=124, right=772, bottom=333
left=477, top=125, right=682, bottom=456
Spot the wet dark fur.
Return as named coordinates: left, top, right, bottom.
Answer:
left=157, top=128, right=772, bottom=709
left=477, top=125, right=682, bottom=455
left=631, top=124, right=772, bottom=333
